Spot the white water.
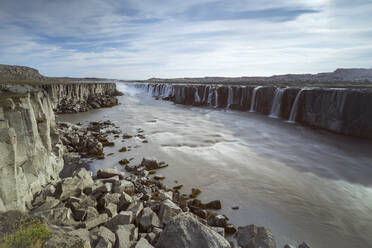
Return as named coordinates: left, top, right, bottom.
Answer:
left=249, top=86, right=262, bottom=112
left=60, top=83, right=372, bottom=248
left=194, top=88, right=201, bottom=103
left=227, top=87, right=233, bottom=108
left=269, top=88, right=286, bottom=118
left=214, top=88, right=219, bottom=107
left=289, top=89, right=305, bottom=122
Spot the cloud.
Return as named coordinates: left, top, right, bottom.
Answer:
left=0, top=0, right=371, bottom=79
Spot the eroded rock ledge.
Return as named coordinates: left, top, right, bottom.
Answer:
left=0, top=82, right=120, bottom=212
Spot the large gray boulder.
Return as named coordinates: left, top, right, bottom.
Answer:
left=135, top=237, right=154, bottom=248
left=236, top=225, right=276, bottom=248
left=59, top=168, right=94, bottom=201
left=155, top=213, right=231, bottom=248
left=158, top=199, right=182, bottom=225
left=137, top=207, right=162, bottom=232
left=115, top=224, right=137, bottom=248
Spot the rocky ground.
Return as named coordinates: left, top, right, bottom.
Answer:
left=0, top=120, right=312, bottom=248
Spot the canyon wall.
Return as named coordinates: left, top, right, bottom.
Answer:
left=39, top=83, right=119, bottom=113
left=135, top=83, right=372, bottom=139
left=0, top=82, right=119, bottom=211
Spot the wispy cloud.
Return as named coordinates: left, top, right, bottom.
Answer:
left=0, top=0, right=371, bottom=79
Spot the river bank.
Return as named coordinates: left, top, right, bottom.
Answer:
left=59, top=83, right=372, bottom=248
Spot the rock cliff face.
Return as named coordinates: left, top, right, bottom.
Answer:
left=39, top=83, right=119, bottom=113
left=0, top=82, right=120, bottom=211
left=0, top=84, right=64, bottom=212
left=135, top=83, right=372, bottom=139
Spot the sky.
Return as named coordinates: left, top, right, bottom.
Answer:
left=0, top=0, right=371, bottom=79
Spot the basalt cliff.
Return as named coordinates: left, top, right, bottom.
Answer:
left=135, top=83, right=372, bottom=139
left=0, top=65, right=120, bottom=212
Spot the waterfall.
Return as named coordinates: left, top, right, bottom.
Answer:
left=288, top=89, right=304, bottom=122
left=194, top=88, right=201, bottom=103
left=269, top=88, right=286, bottom=118
left=202, top=86, right=209, bottom=104
left=214, top=88, right=219, bottom=107
left=207, top=87, right=213, bottom=106
left=249, top=86, right=262, bottom=112
left=227, top=87, right=233, bottom=108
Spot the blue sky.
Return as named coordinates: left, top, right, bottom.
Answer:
left=0, top=0, right=371, bottom=79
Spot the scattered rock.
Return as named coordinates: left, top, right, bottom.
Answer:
left=97, top=168, right=124, bottom=180
left=206, top=200, right=222, bottom=210
left=136, top=237, right=155, bottom=248
left=236, top=225, right=276, bottom=248
left=298, top=242, right=311, bottom=248
left=158, top=199, right=182, bottom=225
left=137, top=207, right=162, bottom=232
left=155, top=212, right=231, bottom=248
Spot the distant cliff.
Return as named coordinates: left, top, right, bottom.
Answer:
left=143, top=68, right=372, bottom=85
left=136, top=83, right=372, bottom=139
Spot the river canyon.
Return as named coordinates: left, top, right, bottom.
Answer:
left=59, top=83, right=372, bottom=248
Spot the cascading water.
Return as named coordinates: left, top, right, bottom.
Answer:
left=269, top=88, right=286, bottom=118
left=202, top=86, right=209, bottom=104
left=207, top=87, right=213, bottom=106
left=288, top=89, right=305, bottom=122
left=227, top=87, right=233, bottom=108
left=194, top=88, right=201, bottom=103
left=249, top=86, right=262, bottom=112
left=214, top=88, right=219, bottom=107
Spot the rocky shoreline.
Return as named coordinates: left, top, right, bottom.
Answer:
left=0, top=82, right=311, bottom=248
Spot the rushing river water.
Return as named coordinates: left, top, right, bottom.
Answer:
left=60, top=83, right=372, bottom=248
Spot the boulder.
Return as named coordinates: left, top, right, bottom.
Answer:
left=155, top=213, right=230, bottom=248
left=118, top=192, right=133, bottom=211
left=113, top=180, right=135, bottom=194
left=105, top=202, right=118, bottom=217
left=136, top=237, right=154, bottom=248
left=141, top=158, right=160, bottom=170
left=158, top=199, right=182, bottom=225
left=236, top=225, right=276, bottom=248
left=138, top=207, right=162, bottom=232
left=206, top=200, right=222, bottom=210
left=208, top=215, right=227, bottom=227
left=84, top=213, right=110, bottom=230
left=59, top=168, right=94, bottom=201
left=298, top=242, right=311, bottom=248
left=127, top=201, right=144, bottom=220
left=91, top=226, right=116, bottom=248
left=115, top=224, right=137, bottom=248
left=97, top=168, right=124, bottom=180
left=105, top=211, right=133, bottom=231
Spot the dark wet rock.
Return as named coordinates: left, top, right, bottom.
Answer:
left=225, top=223, right=237, bottom=234
left=154, top=174, right=165, bottom=180
left=155, top=212, right=231, bottom=248
left=119, top=146, right=127, bottom=152
left=173, top=184, right=183, bottom=190
left=97, top=168, right=124, bottom=180
left=206, top=200, right=222, bottom=210
left=232, top=206, right=239, bottom=210
left=119, top=159, right=130, bottom=166
left=208, top=214, right=227, bottom=227
left=284, top=244, right=296, bottom=248
left=236, top=224, right=276, bottom=248
left=122, top=134, right=133, bottom=139
left=298, top=242, right=312, bottom=248
left=190, top=188, right=201, bottom=198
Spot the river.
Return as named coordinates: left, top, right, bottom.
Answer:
left=59, top=83, right=372, bottom=248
